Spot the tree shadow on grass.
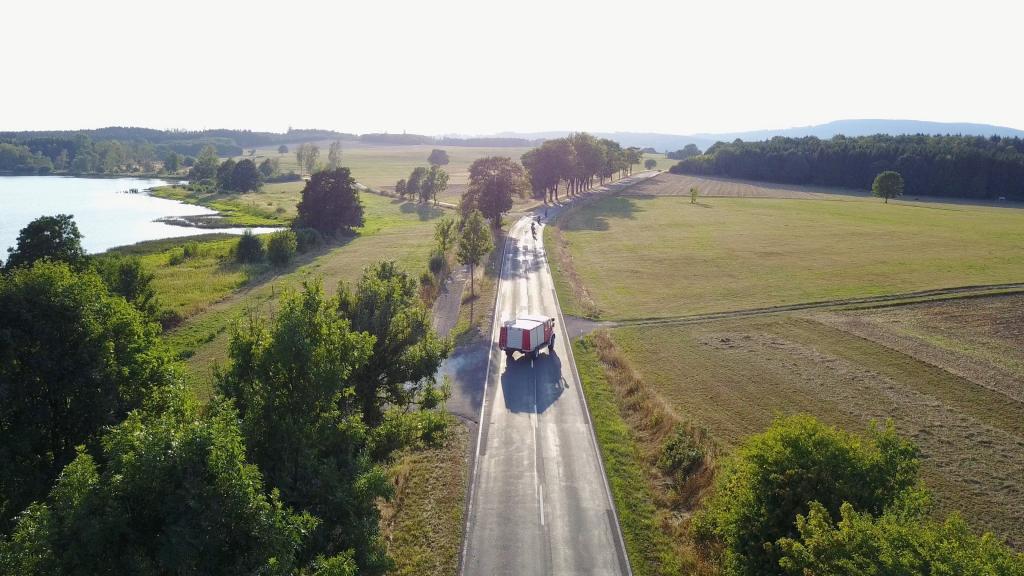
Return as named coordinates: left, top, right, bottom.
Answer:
left=400, top=201, right=446, bottom=221
left=560, top=196, right=642, bottom=231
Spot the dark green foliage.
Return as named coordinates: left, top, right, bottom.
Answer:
left=229, top=158, right=263, bottom=192
left=657, top=425, right=703, bottom=481
left=217, top=158, right=237, bottom=190
left=188, top=145, right=219, bottom=182
left=295, top=168, right=365, bottom=235
left=428, top=252, right=446, bottom=275
left=670, top=134, right=1024, bottom=200
left=394, top=178, right=407, bottom=198
left=217, top=282, right=391, bottom=571
left=694, top=415, right=920, bottom=576
left=777, top=501, right=1024, bottom=575
left=0, top=384, right=314, bottom=576
left=667, top=144, right=702, bottom=160
left=461, top=156, right=527, bottom=226
left=406, top=166, right=428, bottom=200
left=4, top=214, right=85, bottom=271
left=94, top=254, right=160, bottom=319
left=644, top=158, right=657, bottom=170
left=235, top=229, right=264, bottom=263
left=337, top=261, right=452, bottom=427
left=427, top=148, right=450, bottom=166
left=278, top=144, right=289, bottom=154
left=267, top=230, right=297, bottom=267
left=294, top=227, right=324, bottom=253
left=163, top=151, right=180, bottom=172
left=457, top=210, right=494, bottom=296
left=872, top=170, right=904, bottom=203
left=0, top=262, right=170, bottom=532
left=258, top=157, right=277, bottom=178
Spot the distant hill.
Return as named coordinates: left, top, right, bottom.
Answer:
left=496, top=119, right=1024, bottom=153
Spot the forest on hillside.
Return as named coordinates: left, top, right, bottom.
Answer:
left=670, top=134, right=1024, bottom=200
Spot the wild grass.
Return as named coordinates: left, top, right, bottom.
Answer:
left=149, top=185, right=286, bottom=226
left=380, top=417, right=469, bottom=576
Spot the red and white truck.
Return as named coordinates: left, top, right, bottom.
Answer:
left=498, top=314, right=556, bottom=360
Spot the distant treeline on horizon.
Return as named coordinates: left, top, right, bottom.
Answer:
left=670, top=134, right=1024, bottom=200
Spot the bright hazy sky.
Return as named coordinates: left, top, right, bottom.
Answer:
left=3, top=0, right=1022, bottom=135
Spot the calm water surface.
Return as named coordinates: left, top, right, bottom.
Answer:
left=0, top=176, right=279, bottom=254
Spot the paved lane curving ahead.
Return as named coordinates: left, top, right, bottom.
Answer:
left=461, top=213, right=631, bottom=575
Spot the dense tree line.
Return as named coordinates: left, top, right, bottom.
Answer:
left=521, top=133, right=642, bottom=203
left=669, top=134, right=1024, bottom=200
left=0, top=211, right=451, bottom=574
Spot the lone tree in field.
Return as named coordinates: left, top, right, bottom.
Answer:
left=462, top=156, right=528, bottom=226
left=458, top=209, right=493, bottom=298
left=690, top=187, right=699, bottom=204
left=645, top=158, right=657, bottom=170
left=872, top=170, right=904, bottom=203
left=295, top=167, right=364, bottom=235
left=327, top=140, right=343, bottom=169
left=5, top=214, right=86, bottom=271
left=427, top=148, right=450, bottom=167
left=421, top=165, right=449, bottom=205
left=277, top=144, right=288, bottom=154
left=230, top=158, right=263, bottom=192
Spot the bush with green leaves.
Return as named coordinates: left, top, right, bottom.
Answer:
left=694, top=415, right=920, bottom=576
left=267, top=229, right=297, bottom=267
left=777, top=500, right=1024, bottom=575
left=0, top=384, right=315, bottom=576
left=0, top=261, right=171, bottom=534
left=294, top=227, right=324, bottom=253
left=94, top=254, right=160, bottom=319
left=657, top=425, right=704, bottom=481
left=428, top=251, right=446, bottom=276
left=234, top=229, right=264, bottom=263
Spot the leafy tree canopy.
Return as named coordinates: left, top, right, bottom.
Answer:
left=427, top=148, right=450, bottom=166
left=4, top=214, right=85, bottom=271
left=296, top=168, right=365, bottom=235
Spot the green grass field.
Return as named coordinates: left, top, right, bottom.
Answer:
left=556, top=191, right=1024, bottom=319
left=235, top=143, right=535, bottom=203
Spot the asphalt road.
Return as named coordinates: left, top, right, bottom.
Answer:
left=461, top=214, right=631, bottom=575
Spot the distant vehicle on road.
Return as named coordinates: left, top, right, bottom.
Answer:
left=499, top=314, right=556, bottom=360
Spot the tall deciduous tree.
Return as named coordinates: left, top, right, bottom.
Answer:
left=164, top=151, right=180, bottom=173
left=216, top=158, right=237, bottom=190
left=4, top=214, right=86, bottom=271
left=394, top=178, right=407, bottom=198
left=337, top=261, right=451, bottom=426
left=0, top=262, right=170, bottom=531
left=872, top=170, right=904, bottom=203
left=461, top=157, right=527, bottom=226
left=421, top=165, right=449, bottom=205
left=188, top=145, right=219, bottom=182
left=328, top=140, right=343, bottom=169
left=433, top=214, right=457, bottom=254
left=457, top=209, right=494, bottom=297
left=295, top=167, right=365, bottom=235
left=217, top=282, right=389, bottom=571
left=230, top=158, right=262, bottom=192
left=406, top=166, right=428, bottom=201
left=427, top=149, right=450, bottom=167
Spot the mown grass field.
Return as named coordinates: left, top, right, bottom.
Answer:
left=547, top=173, right=1024, bottom=566
left=555, top=177, right=1024, bottom=319
left=236, top=143, right=535, bottom=203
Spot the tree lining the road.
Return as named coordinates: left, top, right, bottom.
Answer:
left=521, top=132, right=642, bottom=203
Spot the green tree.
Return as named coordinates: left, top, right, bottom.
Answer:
left=267, top=229, right=297, bottom=267
left=217, top=158, right=237, bottom=190
left=433, top=214, right=457, bottom=254
left=337, top=261, right=451, bottom=426
left=230, top=158, right=262, bottom=192
left=624, top=147, right=642, bottom=175
left=258, top=157, right=277, bottom=178
left=216, top=282, right=390, bottom=571
left=694, top=415, right=920, bottom=576
left=328, top=140, right=343, bottom=169
left=188, top=145, right=219, bottom=182
left=461, top=156, right=527, bottom=226
left=406, top=166, right=428, bottom=201
left=295, top=168, right=365, bottom=235
left=278, top=144, right=289, bottom=154
left=872, top=170, right=904, bottom=203
left=5, top=214, right=86, bottom=271
left=778, top=501, right=1024, bottom=575
left=163, top=151, right=180, bottom=173
left=421, top=165, right=449, bottom=205
left=94, top=254, right=160, bottom=319
left=427, top=148, right=450, bottom=167
left=0, top=262, right=170, bottom=531
left=690, top=186, right=699, bottom=204
left=394, top=178, right=407, bottom=198
left=457, top=209, right=494, bottom=297
left=235, top=229, right=264, bottom=263
left=644, top=158, right=657, bottom=170
left=0, top=385, right=315, bottom=576
left=297, top=143, right=321, bottom=175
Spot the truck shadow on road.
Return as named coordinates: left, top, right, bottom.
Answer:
left=500, top=351, right=565, bottom=414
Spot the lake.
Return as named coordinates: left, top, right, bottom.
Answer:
left=0, top=176, right=280, bottom=255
